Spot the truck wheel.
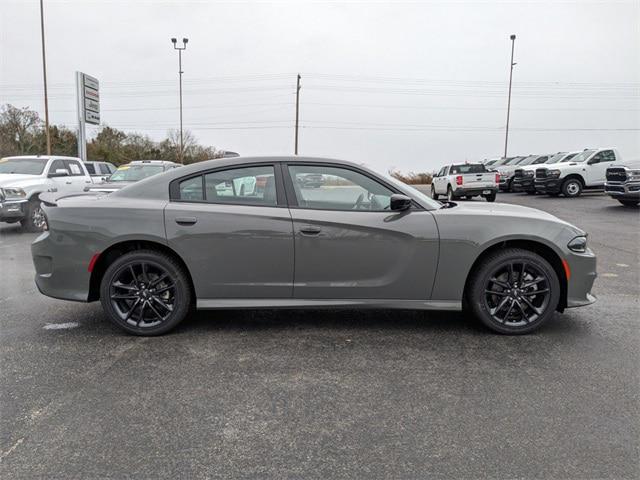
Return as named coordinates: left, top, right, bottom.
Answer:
left=618, top=199, right=639, bottom=207
left=20, top=198, right=46, bottom=232
left=467, top=248, right=560, bottom=334
left=484, top=192, right=496, bottom=202
left=562, top=178, right=582, bottom=197
left=447, top=186, right=455, bottom=202
left=431, top=184, right=439, bottom=200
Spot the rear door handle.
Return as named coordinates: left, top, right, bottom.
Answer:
left=299, top=225, right=321, bottom=235
left=175, top=216, right=197, bottom=226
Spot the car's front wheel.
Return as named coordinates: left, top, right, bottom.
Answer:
left=20, top=198, right=46, bottom=232
left=562, top=178, right=583, bottom=197
left=100, top=250, right=192, bottom=335
left=467, top=248, right=560, bottom=334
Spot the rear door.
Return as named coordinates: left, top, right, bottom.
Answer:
left=283, top=162, right=439, bottom=300
left=164, top=163, right=294, bottom=299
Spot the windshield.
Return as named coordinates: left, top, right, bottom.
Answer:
left=0, top=157, right=48, bottom=175
left=560, top=152, right=579, bottom=163
left=570, top=150, right=596, bottom=163
left=546, top=153, right=567, bottom=164
left=450, top=164, right=487, bottom=174
left=518, top=156, right=540, bottom=166
left=504, top=157, right=524, bottom=165
left=108, top=164, right=164, bottom=182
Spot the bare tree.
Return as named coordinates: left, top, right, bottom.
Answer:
left=0, top=104, right=42, bottom=155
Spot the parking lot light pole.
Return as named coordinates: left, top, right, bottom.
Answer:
left=504, top=34, right=517, bottom=159
left=39, top=0, right=51, bottom=155
left=171, top=37, right=188, bottom=164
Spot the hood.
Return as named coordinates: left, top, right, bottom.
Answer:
left=0, top=173, right=42, bottom=188
left=444, top=201, right=581, bottom=232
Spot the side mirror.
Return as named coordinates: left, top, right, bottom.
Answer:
left=587, top=158, right=600, bottom=165
left=390, top=194, right=412, bottom=211
left=49, top=168, right=69, bottom=177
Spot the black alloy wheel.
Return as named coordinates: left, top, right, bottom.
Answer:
left=100, top=250, right=191, bottom=335
left=468, top=248, right=560, bottom=334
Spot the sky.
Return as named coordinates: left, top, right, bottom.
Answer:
left=1, top=0, right=638, bottom=174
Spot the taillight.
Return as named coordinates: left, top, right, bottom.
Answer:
left=495, top=173, right=500, bottom=183
left=456, top=175, right=463, bottom=185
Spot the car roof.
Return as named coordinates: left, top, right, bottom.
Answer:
left=128, top=160, right=180, bottom=166
left=2, top=155, right=82, bottom=161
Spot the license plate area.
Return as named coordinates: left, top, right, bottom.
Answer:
left=482, top=190, right=491, bottom=194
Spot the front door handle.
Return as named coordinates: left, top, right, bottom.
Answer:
left=299, top=225, right=321, bottom=235
left=65, top=181, right=72, bottom=185
left=175, top=216, right=197, bottom=226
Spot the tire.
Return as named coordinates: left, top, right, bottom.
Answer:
left=525, top=190, right=536, bottom=195
left=467, top=248, right=560, bottom=334
left=484, top=192, right=497, bottom=202
left=431, top=184, right=439, bottom=200
left=562, top=178, right=583, bottom=197
left=20, top=198, right=46, bottom=232
left=618, top=199, right=639, bottom=207
left=100, top=250, right=192, bottom=335
left=447, top=186, right=455, bottom=202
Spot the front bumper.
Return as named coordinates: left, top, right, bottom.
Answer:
left=512, top=177, right=535, bottom=192
left=604, top=181, right=640, bottom=199
left=565, top=248, right=597, bottom=309
left=0, top=198, right=28, bottom=222
left=534, top=178, right=562, bottom=194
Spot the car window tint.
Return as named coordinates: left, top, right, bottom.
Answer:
left=450, top=164, right=487, bottom=174
left=204, top=165, right=277, bottom=206
left=64, top=160, right=84, bottom=176
left=49, top=160, right=67, bottom=174
left=179, top=176, right=204, bottom=201
left=99, top=163, right=111, bottom=174
left=600, top=150, right=616, bottom=162
left=85, top=164, right=96, bottom=174
left=288, top=165, right=394, bottom=211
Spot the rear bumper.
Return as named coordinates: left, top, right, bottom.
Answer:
left=452, top=186, right=497, bottom=198
left=0, top=199, right=28, bottom=222
left=534, top=178, right=561, bottom=194
left=512, top=177, right=535, bottom=192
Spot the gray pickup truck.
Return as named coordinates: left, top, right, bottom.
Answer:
left=605, top=160, right=640, bottom=207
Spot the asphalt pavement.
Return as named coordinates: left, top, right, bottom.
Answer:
left=1, top=191, right=638, bottom=479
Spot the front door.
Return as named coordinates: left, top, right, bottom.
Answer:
left=284, top=163, right=439, bottom=300
left=164, top=164, right=294, bottom=299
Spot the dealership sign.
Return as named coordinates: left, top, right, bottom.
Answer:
left=75, top=71, right=100, bottom=160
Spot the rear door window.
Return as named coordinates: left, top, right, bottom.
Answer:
left=85, top=164, right=96, bottom=174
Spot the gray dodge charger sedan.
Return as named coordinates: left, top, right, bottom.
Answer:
left=31, top=156, right=597, bottom=335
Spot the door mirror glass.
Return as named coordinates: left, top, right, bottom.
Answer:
left=587, top=155, right=601, bottom=165
left=389, top=194, right=412, bottom=211
left=49, top=168, right=69, bottom=177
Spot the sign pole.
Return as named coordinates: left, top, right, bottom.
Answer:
left=75, top=71, right=87, bottom=161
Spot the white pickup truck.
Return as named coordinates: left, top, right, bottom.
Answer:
left=431, top=163, right=499, bottom=202
left=534, top=148, right=622, bottom=197
left=0, top=155, right=92, bottom=231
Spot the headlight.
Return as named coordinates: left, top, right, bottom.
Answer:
left=1, top=187, right=27, bottom=199
left=547, top=170, right=561, bottom=178
left=568, top=235, right=588, bottom=253
left=628, top=169, right=640, bottom=180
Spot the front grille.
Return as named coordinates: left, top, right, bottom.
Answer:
left=606, top=168, right=627, bottom=182
left=514, top=169, right=523, bottom=178
left=536, top=168, right=547, bottom=179
left=605, top=185, right=625, bottom=193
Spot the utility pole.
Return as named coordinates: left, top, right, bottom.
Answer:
left=294, top=74, right=301, bottom=155
left=39, top=0, right=51, bottom=155
left=503, top=34, right=516, bottom=159
left=171, top=37, right=188, bottom=163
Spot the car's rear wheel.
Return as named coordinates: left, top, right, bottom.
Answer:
left=20, top=198, right=46, bottom=232
left=431, top=184, right=439, bottom=200
left=467, top=248, right=560, bottom=334
left=562, top=178, right=583, bottom=197
left=483, top=192, right=496, bottom=202
left=447, top=186, right=455, bottom=202
left=618, top=199, right=639, bottom=207
left=100, top=250, right=191, bottom=335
